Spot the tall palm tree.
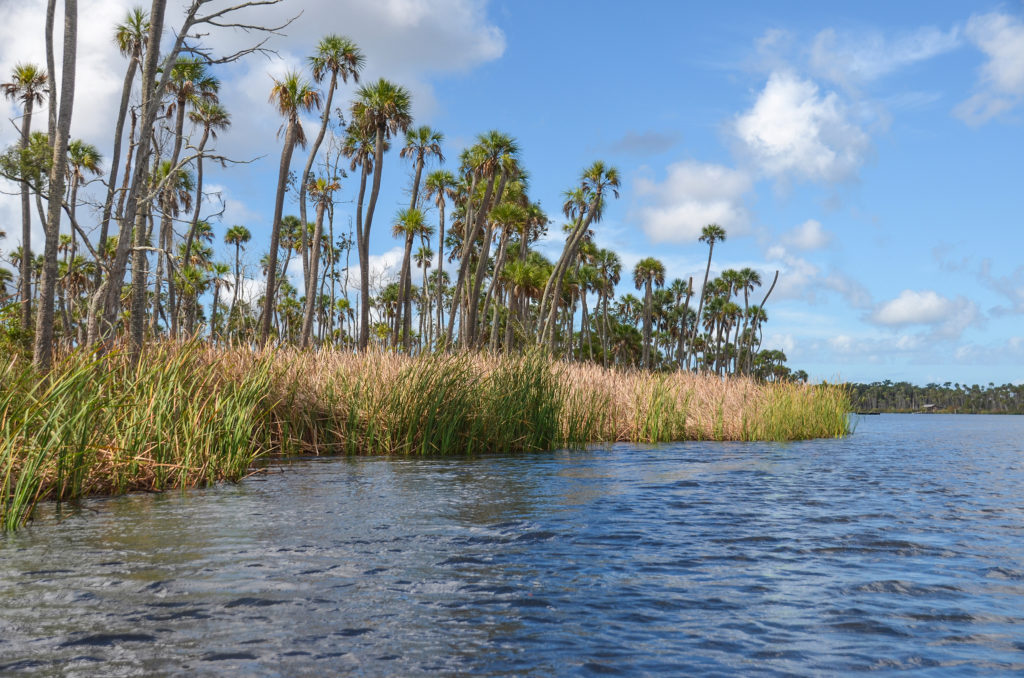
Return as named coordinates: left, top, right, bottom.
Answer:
left=350, top=78, right=412, bottom=350
left=692, top=223, right=726, bottom=371
left=459, top=132, right=519, bottom=347
left=540, top=161, right=620, bottom=351
left=397, top=125, right=443, bottom=345
left=301, top=175, right=340, bottom=348
left=260, top=71, right=321, bottom=344
left=424, top=169, right=456, bottom=344
left=594, top=248, right=622, bottom=366
left=98, top=7, right=148, bottom=274
left=65, top=140, right=102, bottom=262
left=181, top=100, right=230, bottom=287
left=390, top=207, right=426, bottom=349
left=160, top=58, right=219, bottom=338
left=209, top=261, right=231, bottom=340
left=2, top=62, right=48, bottom=331
left=633, top=257, right=666, bottom=369
left=414, top=244, right=434, bottom=347
left=298, top=35, right=364, bottom=289
left=224, top=224, right=250, bottom=325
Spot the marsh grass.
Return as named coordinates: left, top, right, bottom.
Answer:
left=1, top=343, right=850, bottom=528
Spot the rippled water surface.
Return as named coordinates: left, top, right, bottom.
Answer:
left=2, top=414, right=1024, bottom=676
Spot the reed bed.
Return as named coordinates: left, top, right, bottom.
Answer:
left=1, top=343, right=849, bottom=528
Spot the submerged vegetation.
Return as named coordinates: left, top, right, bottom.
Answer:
left=0, top=344, right=850, bottom=529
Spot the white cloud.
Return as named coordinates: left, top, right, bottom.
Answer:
left=809, top=26, right=961, bottom=86
left=765, top=244, right=872, bottom=309
left=734, top=71, right=870, bottom=183
left=870, top=289, right=981, bottom=338
left=782, top=218, right=831, bottom=250
left=955, top=12, right=1024, bottom=124
left=632, top=161, right=752, bottom=243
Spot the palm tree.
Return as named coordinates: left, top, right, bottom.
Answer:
left=692, top=223, right=726, bottom=371
left=209, top=262, right=231, bottom=341
left=298, top=35, right=364, bottom=289
left=301, top=175, right=340, bottom=348
left=98, top=7, right=148, bottom=274
left=414, top=244, right=434, bottom=347
left=594, top=248, right=621, bottom=365
left=159, top=57, right=219, bottom=339
left=390, top=207, right=427, bottom=349
left=423, top=169, right=456, bottom=345
left=224, top=224, right=250, bottom=326
left=540, top=161, right=620, bottom=351
left=65, top=140, right=102, bottom=262
left=260, top=71, right=321, bottom=344
left=350, top=78, right=412, bottom=350
left=633, top=257, right=666, bottom=369
left=397, top=125, right=444, bottom=344
left=2, top=62, right=48, bottom=331
left=182, top=100, right=230, bottom=286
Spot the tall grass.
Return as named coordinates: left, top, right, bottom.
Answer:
left=1, top=344, right=850, bottom=528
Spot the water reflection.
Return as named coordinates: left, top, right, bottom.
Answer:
left=1, top=415, right=1023, bottom=675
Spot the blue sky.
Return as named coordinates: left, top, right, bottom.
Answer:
left=2, top=0, right=1023, bottom=385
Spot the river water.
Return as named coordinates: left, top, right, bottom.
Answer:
left=2, top=414, right=1023, bottom=676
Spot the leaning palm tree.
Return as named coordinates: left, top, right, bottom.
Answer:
left=692, top=223, right=726, bottom=371
left=350, top=78, right=413, bottom=350
left=633, top=257, right=666, bottom=369
left=260, top=71, right=321, bottom=344
left=539, top=161, right=620, bottom=351
left=2, top=62, right=47, bottom=331
left=224, top=224, right=250, bottom=325
left=298, top=35, right=364, bottom=289
left=301, top=175, right=340, bottom=348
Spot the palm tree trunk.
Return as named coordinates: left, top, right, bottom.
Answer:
left=96, top=47, right=139, bottom=288
left=17, top=101, right=34, bottom=332
left=260, top=120, right=298, bottom=344
left=299, top=73, right=340, bottom=295
left=356, top=126, right=386, bottom=351
left=435, top=200, right=445, bottom=350
left=400, top=153, right=426, bottom=350
left=300, top=198, right=327, bottom=348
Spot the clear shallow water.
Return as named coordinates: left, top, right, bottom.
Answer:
left=2, top=414, right=1024, bottom=676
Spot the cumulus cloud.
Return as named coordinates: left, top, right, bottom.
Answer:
left=955, top=11, right=1024, bottom=124
left=870, top=289, right=981, bottom=338
left=765, top=244, right=872, bottom=308
left=809, top=26, right=961, bottom=86
left=782, top=218, right=831, bottom=250
left=734, top=71, right=870, bottom=183
left=632, top=161, right=752, bottom=243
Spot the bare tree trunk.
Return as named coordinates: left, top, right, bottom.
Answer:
left=33, top=0, right=76, bottom=370
left=356, top=125, right=386, bottom=351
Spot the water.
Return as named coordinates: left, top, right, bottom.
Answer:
left=2, top=414, right=1024, bottom=676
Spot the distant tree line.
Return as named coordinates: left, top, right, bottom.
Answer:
left=848, top=381, right=1024, bottom=414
